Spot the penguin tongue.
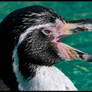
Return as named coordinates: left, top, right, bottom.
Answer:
left=52, top=39, right=92, bottom=62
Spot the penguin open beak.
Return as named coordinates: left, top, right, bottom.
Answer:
left=51, top=20, right=92, bottom=62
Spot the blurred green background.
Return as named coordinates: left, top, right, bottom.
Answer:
left=0, top=1, right=92, bottom=91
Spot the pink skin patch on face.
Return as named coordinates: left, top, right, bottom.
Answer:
left=52, top=40, right=75, bottom=60
left=44, top=19, right=68, bottom=38
left=56, top=42, right=72, bottom=60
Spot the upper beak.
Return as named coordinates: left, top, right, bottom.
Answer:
left=62, top=19, right=92, bottom=36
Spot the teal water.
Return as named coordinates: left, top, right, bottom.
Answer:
left=0, top=1, right=92, bottom=91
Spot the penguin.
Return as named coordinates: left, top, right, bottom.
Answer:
left=0, top=5, right=92, bottom=91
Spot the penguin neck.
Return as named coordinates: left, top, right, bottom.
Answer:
left=12, top=56, right=59, bottom=91
left=12, top=47, right=56, bottom=90
left=12, top=38, right=59, bottom=90
left=12, top=58, right=77, bottom=91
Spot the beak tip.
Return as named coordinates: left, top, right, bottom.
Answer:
left=85, top=55, right=92, bottom=62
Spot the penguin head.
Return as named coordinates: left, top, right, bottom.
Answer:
left=0, top=6, right=67, bottom=79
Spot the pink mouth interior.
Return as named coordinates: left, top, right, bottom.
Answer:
left=56, top=42, right=74, bottom=60
left=52, top=35, right=75, bottom=60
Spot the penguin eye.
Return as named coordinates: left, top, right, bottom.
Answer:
left=41, top=29, right=52, bottom=36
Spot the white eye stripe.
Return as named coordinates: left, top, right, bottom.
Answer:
left=18, top=23, right=54, bottom=44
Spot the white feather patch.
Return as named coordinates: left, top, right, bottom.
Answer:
left=19, top=66, right=77, bottom=91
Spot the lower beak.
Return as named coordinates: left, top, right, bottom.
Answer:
left=52, top=40, right=92, bottom=62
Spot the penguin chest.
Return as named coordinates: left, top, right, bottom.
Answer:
left=19, top=66, right=77, bottom=91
